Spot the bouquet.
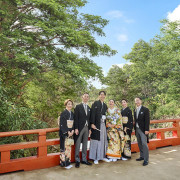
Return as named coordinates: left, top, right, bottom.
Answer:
left=106, top=109, right=123, bottom=128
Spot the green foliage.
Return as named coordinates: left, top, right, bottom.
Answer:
left=0, top=80, right=46, bottom=155
left=105, top=20, right=180, bottom=119
left=0, top=0, right=116, bottom=133
left=0, top=0, right=116, bottom=84
left=0, top=81, right=46, bottom=132
left=154, top=100, right=180, bottom=119
left=23, top=70, right=86, bottom=127
left=0, top=0, right=116, bottom=158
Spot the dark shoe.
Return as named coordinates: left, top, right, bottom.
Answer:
left=75, top=161, right=80, bottom=168
left=136, top=157, right=144, bottom=161
left=143, top=161, right=148, bottom=166
left=81, top=161, right=92, bottom=165
left=59, top=162, right=65, bottom=167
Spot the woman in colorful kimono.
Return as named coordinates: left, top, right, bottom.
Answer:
left=106, top=99, right=124, bottom=162
left=59, top=99, right=74, bottom=169
left=121, top=99, right=133, bottom=159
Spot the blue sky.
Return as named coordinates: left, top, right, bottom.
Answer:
left=79, top=0, right=180, bottom=87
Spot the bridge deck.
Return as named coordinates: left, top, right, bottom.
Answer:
left=1, top=145, right=180, bottom=180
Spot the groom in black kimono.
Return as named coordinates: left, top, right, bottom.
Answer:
left=89, top=91, right=109, bottom=164
left=74, top=93, right=92, bottom=168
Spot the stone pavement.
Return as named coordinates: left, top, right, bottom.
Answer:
left=1, top=145, right=180, bottom=180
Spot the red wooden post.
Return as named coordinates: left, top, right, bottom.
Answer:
left=161, top=132, right=165, bottom=139
left=157, top=132, right=162, bottom=139
left=157, top=132, right=165, bottom=139
left=176, top=120, right=180, bottom=138
left=1, top=151, right=10, bottom=163
left=172, top=121, right=177, bottom=137
left=37, top=131, right=47, bottom=157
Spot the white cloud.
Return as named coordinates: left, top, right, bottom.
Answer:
left=124, top=18, right=135, bottom=24
left=117, top=34, right=128, bottom=42
left=107, top=10, right=123, bottom=19
left=112, top=62, right=132, bottom=69
left=167, top=5, right=180, bottom=22
left=106, top=10, right=135, bottom=24
left=117, top=62, right=132, bottom=68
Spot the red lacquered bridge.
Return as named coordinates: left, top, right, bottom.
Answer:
left=0, top=119, right=180, bottom=179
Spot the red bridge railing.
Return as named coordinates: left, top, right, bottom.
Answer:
left=0, top=119, right=180, bottom=174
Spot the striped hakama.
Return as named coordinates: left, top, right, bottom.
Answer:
left=89, top=119, right=108, bottom=160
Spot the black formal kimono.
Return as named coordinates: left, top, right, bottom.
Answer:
left=90, top=100, right=108, bottom=141
left=121, top=107, right=133, bottom=158
left=59, top=109, right=74, bottom=167
left=89, top=100, right=108, bottom=160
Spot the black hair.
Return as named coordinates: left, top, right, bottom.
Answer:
left=135, top=97, right=142, bottom=100
left=99, top=91, right=106, bottom=96
left=109, top=99, right=115, bottom=103
left=121, top=99, right=128, bottom=102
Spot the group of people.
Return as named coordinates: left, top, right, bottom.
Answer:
left=59, top=91, right=150, bottom=169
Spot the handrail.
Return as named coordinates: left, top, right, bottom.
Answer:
left=0, top=119, right=180, bottom=174
left=0, top=128, right=59, bottom=137
left=150, top=119, right=180, bottom=124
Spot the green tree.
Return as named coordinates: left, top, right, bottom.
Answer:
left=105, top=20, right=180, bottom=119
left=0, top=0, right=116, bottom=158
left=0, top=0, right=116, bottom=128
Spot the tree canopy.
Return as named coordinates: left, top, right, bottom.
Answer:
left=0, top=0, right=116, bottom=133
left=105, top=20, right=180, bottom=119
